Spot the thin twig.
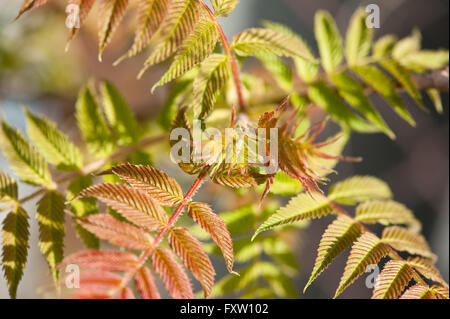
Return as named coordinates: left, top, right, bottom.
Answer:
left=200, top=1, right=246, bottom=113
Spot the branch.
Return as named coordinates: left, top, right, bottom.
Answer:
left=200, top=1, right=246, bottom=113
left=411, top=67, right=449, bottom=92
left=109, top=166, right=210, bottom=297
left=244, top=66, right=449, bottom=109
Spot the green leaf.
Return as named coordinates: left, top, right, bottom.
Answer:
left=379, top=59, right=425, bottom=111
left=234, top=240, right=261, bottom=263
left=373, top=35, right=397, bottom=58
left=158, top=79, right=192, bottom=131
left=140, top=0, right=202, bottom=71
left=256, top=53, right=293, bottom=91
left=98, top=0, right=129, bottom=61
left=116, top=0, right=170, bottom=62
left=264, top=171, right=303, bottom=196
left=335, top=232, right=390, bottom=298
left=399, top=50, right=449, bottom=73
left=304, top=215, right=362, bottom=292
left=262, top=236, right=299, bottom=272
left=345, top=7, right=373, bottom=65
left=192, top=53, right=230, bottom=119
left=331, top=72, right=394, bottom=139
left=253, top=192, right=332, bottom=240
left=329, top=176, right=392, bottom=205
left=392, top=29, right=421, bottom=60
left=308, top=82, right=378, bottom=133
left=212, top=0, right=239, bottom=17
left=0, top=170, right=18, bottom=202
left=315, top=10, right=343, bottom=73
left=231, top=28, right=316, bottom=62
left=1, top=205, right=30, bottom=298
left=259, top=262, right=298, bottom=298
left=127, top=150, right=153, bottom=166
left=25, top=109, right=83, bottom=171
left=36, top=190, right=66, bottom=282
left=75, top=86, right=115, bottom=158
left=427, top=89, right=444, bottom=114
left=261, top=20, right=318, bottom=82
left=219, top=204, right=256, bottom=236
left=353, top=65, right=416, bottom=126
left=153, top=18, right=219, bottom=91
left=101, top=81, right=141, bottom=146
left=355, top=200, right=421, bottom=233
left=0, top=122, right=52, bottom=187
left=67, top=175, right=99, bottom=249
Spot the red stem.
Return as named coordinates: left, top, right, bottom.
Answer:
left=110, top=167, right=209, bottom=296
left=200, top=1, right=246, bottom=113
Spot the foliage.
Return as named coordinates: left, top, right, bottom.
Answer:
left=1, top=0, right=448, bottom=299
left=254, top=176, right=449, bottom=299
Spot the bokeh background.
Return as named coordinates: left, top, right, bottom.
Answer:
left=0, top=0, right=448, bottom=298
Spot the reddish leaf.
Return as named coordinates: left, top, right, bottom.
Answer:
left=115, top=287, right=135, bottom=299
left=16, top=0, right=48, bottom=20
left=67, top=0, right=96, bottom=44
left=59, top=250, right=138, bottom=272
left=78, top=270, right=122, bottom=291
left=107, top=164, right=183, bottom=206
left=188, top=202, right=234, bottom=273
left=77, top=183, right=167, bottom=231
left=80, top=214, right=153, bottom=250
left=135, top=266, right=161, bottom=299
left=152, top=246, right=193, bottom=299
left=168, top=226, right=215, bottom=298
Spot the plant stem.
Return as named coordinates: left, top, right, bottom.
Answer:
left=110, top=166, right=210, bottom=297
left=200, top=1, right=246, bottom=113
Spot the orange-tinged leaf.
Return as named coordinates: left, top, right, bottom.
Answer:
left=79, top=214, right=153, bottom=250
left=406, top=257, right=448, bottom=288
left=116, top=287, right=136, bottom=299
left=76, top=183, right=168, bottom=231
left=107, top=164, right=183, bottom=206
left=66, top=0, right=95, bottom=47
left=381, top=226, right=436, bottom=262
left=168, top=226, right=215, bottom=298
left=16, top=0, right=48, bottom=20
left=117, top=0, right=170, bottom=62
left=78, top=270, right=122, bottom=291
left=135, top=266, right=161, bottom=299
left=140, top=0, right=202, bottom=71
left=188, top=201, right=234, bottom=273
left=304, top=215, right=362, bottom=292
left=59, top=250, right=139, bottom=272
left=400, top=283, right=437, bottom=299
left=372, top=260, right=414, bottom=299
left=98, top=0, right=129, bottom=60
left=152, top=246, right=193, bottom=299
left=335, top=232, right=390, bottom=298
